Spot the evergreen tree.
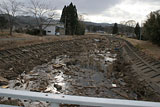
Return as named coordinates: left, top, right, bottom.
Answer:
left=143, top=10, right=160, bottom=45
left=112, top=23, right=118, bottom=34
left=60, top=3, right=85, bottom=35
left=60, top=5, right=67, bottom=23
left=135, top=23, right=141, bottom=40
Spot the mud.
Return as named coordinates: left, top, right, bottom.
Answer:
left=112, top=56, right=160, bottom=102
left=0, top=35, right=160, bottom=106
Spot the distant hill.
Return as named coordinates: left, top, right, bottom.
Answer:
left=0, top=14, right=37, bottom=27
left=0, top=14, right=114, bottom=28
left=84, top=21, right=114, bottom=27
left=16, top=16, right=114, bottom=27
left=16, top=16, right=37, bottom=25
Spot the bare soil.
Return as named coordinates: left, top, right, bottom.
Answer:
left=0, top=34, right=160, bottom=106
left=112, top=56, right=160, bottom=102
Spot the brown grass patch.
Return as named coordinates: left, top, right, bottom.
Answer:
left=119, top=36, right=160, bottom=60
left=0, top=32, right=100, bottom=50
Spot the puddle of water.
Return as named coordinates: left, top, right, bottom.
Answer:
left=5, top=49, right=118, bottom=106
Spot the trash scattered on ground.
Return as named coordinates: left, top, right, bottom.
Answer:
left=1, top=36, right=159, bottom=106
left=5, top=44, right=120, bottom=106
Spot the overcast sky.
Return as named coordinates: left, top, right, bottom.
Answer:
left=52, top=0, right=160, bottom=24
left=1, top=0, right=160, bottom=24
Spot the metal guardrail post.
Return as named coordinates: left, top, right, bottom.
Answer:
left=51, top=103, right=59, bottom=107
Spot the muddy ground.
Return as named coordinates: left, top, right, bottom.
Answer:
left=0, top=35, right=160, bottom=106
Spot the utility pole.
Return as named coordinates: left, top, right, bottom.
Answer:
left=139, top=21, right=143, bottom=40
left=139, top=27, right=141, bottom=40
left=64, top=16, right=67, bottom=35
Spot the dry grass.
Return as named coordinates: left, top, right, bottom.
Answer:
left=0, top=32, right=100, bottom=50
left=0, top=33, right=72, bottom=50
left=119, top=36, right=160, bottom=60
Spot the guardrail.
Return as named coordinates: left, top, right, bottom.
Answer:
left=0, top=88, right=160, bottom=107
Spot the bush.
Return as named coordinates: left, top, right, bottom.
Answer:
left=15, top=28, right=24, bottom=33
left=26, top=29, right=46, bottom=36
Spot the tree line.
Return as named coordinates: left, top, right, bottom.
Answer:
left=112, top=10, right=160, bottom=46
left=85, top=25, right=112, bottom=33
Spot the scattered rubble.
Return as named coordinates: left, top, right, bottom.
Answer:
left=0, top=35, right=160, bottom=106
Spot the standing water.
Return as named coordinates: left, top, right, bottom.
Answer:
left=5, top=48, right=119, bottom=106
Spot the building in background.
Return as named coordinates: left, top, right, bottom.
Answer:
left=42, top=21, right=65, bottom=35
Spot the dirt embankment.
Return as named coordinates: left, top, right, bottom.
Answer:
left=112, top=55, right=160, bottom=102
left=119, top=36, right=160, bottom=60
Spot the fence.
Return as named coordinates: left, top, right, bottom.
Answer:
left=0, top=88, right=160, bottom=107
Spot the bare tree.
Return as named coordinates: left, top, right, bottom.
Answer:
left=0, top=0, right=22, bottom=36
left=125, top=20, right=136, bottom=27
left=125, top=20, right=136, bottom=34
left=120, top=21, right=126, bottom=25
left=119, top=21, right=126, bottom=33
left=27, top=0, right=55, bottom=36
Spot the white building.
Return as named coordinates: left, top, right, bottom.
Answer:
left=42, top=21, right=65, bottom=36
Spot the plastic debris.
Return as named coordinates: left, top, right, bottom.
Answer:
left=112, top=84, right=117, bottom=88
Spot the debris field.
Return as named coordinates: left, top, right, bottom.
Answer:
left=0, top=35, right=160, bottom=106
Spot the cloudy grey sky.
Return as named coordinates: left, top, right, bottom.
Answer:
left=52, top=0, right=160, bottom=24
left=1, top=0, right=160, bottom=23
